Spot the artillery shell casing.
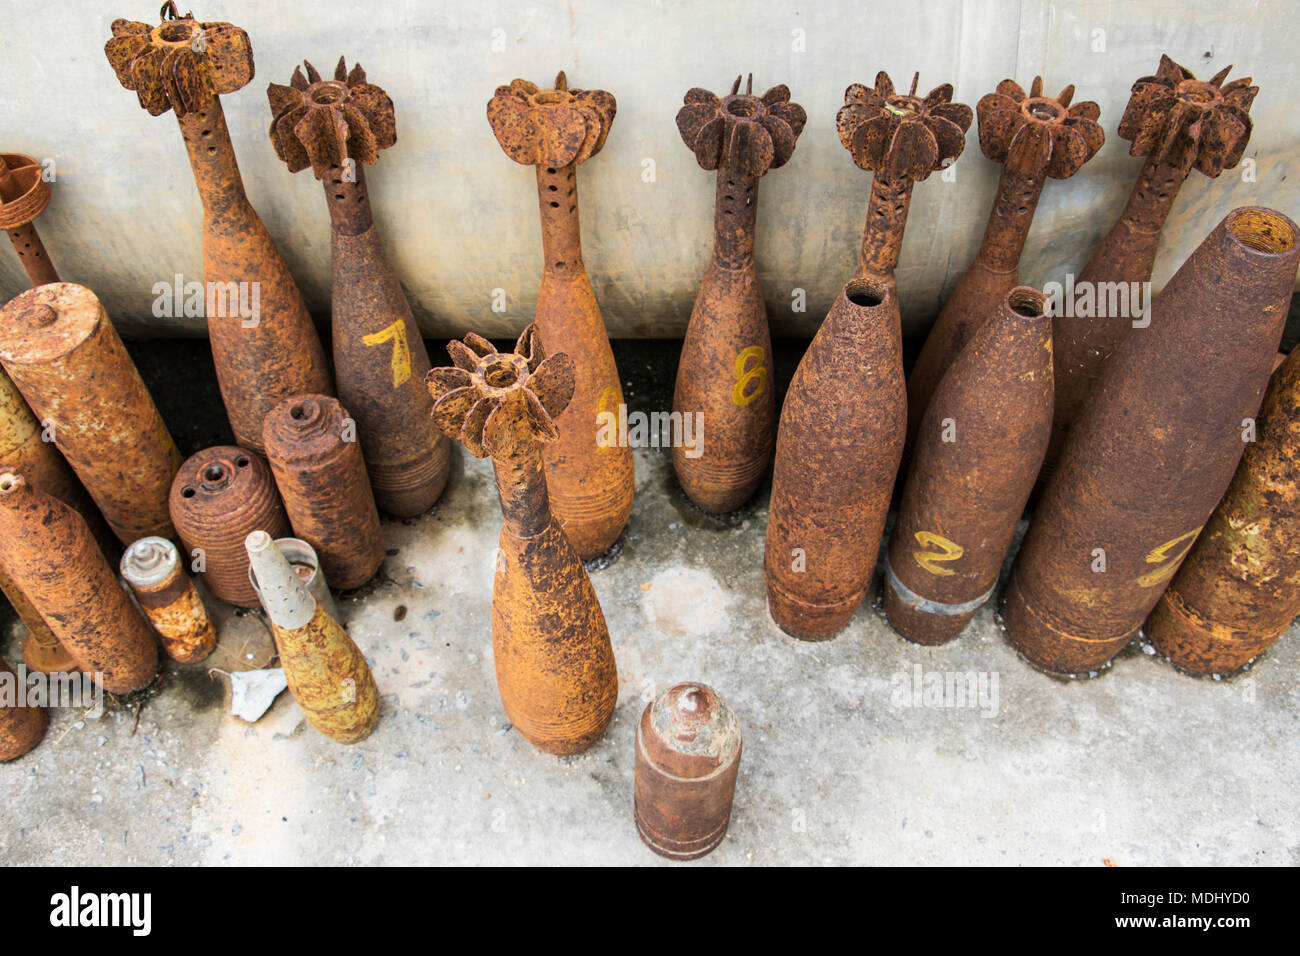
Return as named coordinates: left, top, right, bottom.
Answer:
left=0, top=655, right=47, bottom=761
left=1005, top=207, right=1300, bottom=674
left=634, top=683, right=742, bottom=861
left=262, top=395, right=385, bottom=590
left=0, top=283, right=180, bottom=544
left=121, top=536, right=217, bottom=664
left=1145, top=347, right=1300, bottom=673
left=248, top=536, right=340, bottom=624
left=885, top=287, right=1053, bottom=645
left=0, top=471, right=157, bottom=693
left=170, top=446, right=292, bottom=608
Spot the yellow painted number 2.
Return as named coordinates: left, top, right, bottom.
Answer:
left=362, top=318, right=412, bottom=388
left=912, top=530, right=963, bottom=576
left=732, top=345, right=767, bottom=406
left=1136, top=527, right=1202, bottom=587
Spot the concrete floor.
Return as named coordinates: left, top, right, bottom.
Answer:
left=3, top=431, right=1298, bottom=866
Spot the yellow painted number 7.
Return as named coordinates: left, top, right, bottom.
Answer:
left=362, top=318, right=412, bottom=388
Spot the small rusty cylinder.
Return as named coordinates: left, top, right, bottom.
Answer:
left=249, top=537, right=340, bottom=624
left=170, top=446, right=292, bottom=608
left=884, top=287, right=1053, bottom=645
left=0, top=153, right=58, bottom=286
left=0, top=471, right=157, bottom=693
left=121, top=537, right=217, bottom=664
left=245, top=531, right=380, bottom=744
left=634, top=683, right=742, bottom=861
left=262, top=395, right=385, bottom=590
left=21, top=629, right=79, bottom=676
left=764, top=277, right=906, bottom=640
left=0, top=656, right=48, bottom=762
left=1145, top=347, right=1300, bottom=674
left=1005, top=207, right=1300, bottom=674
left=0, top=283, right=181, bottom=544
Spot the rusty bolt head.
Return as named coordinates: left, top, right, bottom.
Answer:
left=677, top=75, right=807, bottom=176
left=837, top=71, right=972, bottom=181
left=976, top=76, right=1103, bottom=178
left=487, top=71, right=616, bottom=168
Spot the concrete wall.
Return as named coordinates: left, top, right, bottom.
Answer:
left=1, top=0, right=1295, bottom=338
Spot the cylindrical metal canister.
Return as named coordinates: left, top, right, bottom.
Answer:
left=634, top=683, right=742, bottom=861
left=0, top=655, right=47, bottom=761
left=121, top=536, right=218, bottom=664
left=0, top=283, right=181, bottom=544
left=244, top=531, right=380, bottom=744
left=1145, top=346, right=1300, bottom=674
left=0, top=470, right=157, bottom=693
left=1005, top=207, right=1300, bottom=674
left=249, top=536, right=339, bottom=624
left=262, top=395, right=385, bottom=590
left=884, top=287, right=1053, bottom=645
left=170, top=446, right=292, bottom=608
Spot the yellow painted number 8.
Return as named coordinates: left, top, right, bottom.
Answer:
left=732, top=345, right=767, bottom=406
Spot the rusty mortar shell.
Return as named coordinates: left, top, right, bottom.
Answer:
left=169, top=445, right=291, bottom=608
left=0, top=655, right=47, bottom=762
left=262, top=394, right=385, bottom=590
left=249, top=536, right=340, bottom=624
left=268, top=58, right=449, bottom=517
left=884, top=287, right=1053, bottom=645
left=427, top=327, right=618, bottom=754
left=245, top=530, right=379, bottom=744
left=763, top=277, right=906, bottom=640
left=0, top=283, right=181, bottom=544
left=104, top=10, right=332, bottom=454
left=0, top=153, right=58, bottom=286
left=908, top=77, right=1102, bottom=445
left=121, top=536, right=217, bottom=664
left=1004, top=207, right=1300, bottom=675
left=669, top=75, right=806, bottom=513
left=634, top=682, right=742, bottom=861
left=486, top=71, right=632, bottom=558
left=1050, top=58, right=1259, bottom=469
left=1145, top=346, right=1300, bottom=674
left=0, top=470, right=157, bottom=693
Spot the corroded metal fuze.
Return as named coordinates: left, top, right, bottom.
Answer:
left=633, top=683, right=742, bottom=861
left=169, top=446, right=292, bottom=608
left=671, top=76, right=806, bottom=513
left=427, top=327, right=618, bottom=754
left=0, top=153, right=58, bottom=285
left=249, top=537, right=340, bottom=624
left=121, top=537, right=218, bottom=664
left=486, top=72, right=632, bottom=558
left=884, top=287, right=1053, bottom=645
left=1005, top=208, right=1300, bottom=675
left=1145, top=348, right=1300, bottom=674
left=0, top=471, right=158, bottom=694
left=764, top=277, right=906, bottom=640
left=908, top=77, right=1102, bottom=441
left=262, top=395, right=385, bottom=590
left=1050, top=57, right=1259, bottom=465
left=245, top=531, right=380, bottom=744
left=0, top=283, right=181, bottom=544
left=0, top=656, right=47, bottom=762
left=267, top=58, right=449, bottom=517
left=104, top=8, right=332, bottom=453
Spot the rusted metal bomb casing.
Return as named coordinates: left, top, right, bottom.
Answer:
left=884, top=287, right=1052, bottom=645
left=0, top=153, right=58, bottom=286
left=104, top=12, right=332, bottom=454
left=249, top=536, right=340, bottom=624
left=0, top=471, right=157, bottom=693
left=487, top=72, right=633, bottom=558
left=268, top=58, right=449, bottom=517
left=427, top=328, right=618, bottom=754
left=634, top=683, right=742, bottom=861
left=908, top=77, right=1102, bottom=442
left=121, top=537, right=217, bottom=664
left=764, top=278, right=906, bottom=640
left=170, top=446, right=292, bottom=608
left=0, top=656, right=47, bottom=762
left=262, top=395, right=385, bottom=590
left=670, top=76, right=806, bottom=513
left=0, top=283, right=180, bottom=544
left=1005, top=207, right=1300, bottom=674
left=1051, top=58, right=1259, bottom=468
left=245, top=531, right=379, bottom=744
left=1145, top=347, right=1300, bottom=674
